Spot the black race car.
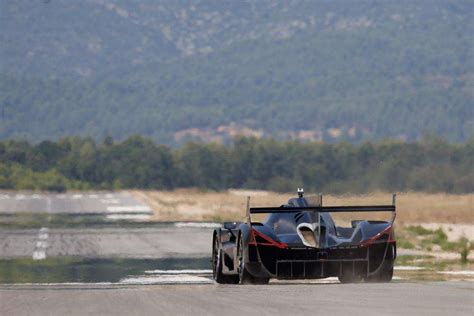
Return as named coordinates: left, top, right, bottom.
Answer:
left=212, top=189, right=396, bottom=284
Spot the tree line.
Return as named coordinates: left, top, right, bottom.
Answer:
left=0, top=136, right=472, bottom=193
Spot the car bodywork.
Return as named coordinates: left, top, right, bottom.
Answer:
left=212, top=190, right=396, bottom=284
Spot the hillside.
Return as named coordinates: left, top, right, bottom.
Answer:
left=1, top=0, right=473, bottom=143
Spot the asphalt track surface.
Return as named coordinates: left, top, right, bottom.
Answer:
left=0, top=191, right=152, bottom=217
left=1, top=282, right=472, bottom=316
left=1, top=192, right=473, bottom=315
left=0, top=226, right=213, bottom=259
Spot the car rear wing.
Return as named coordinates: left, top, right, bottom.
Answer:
left=249, top=205, right=395, bottom=214
left=246, top=194, right=397, bottom=224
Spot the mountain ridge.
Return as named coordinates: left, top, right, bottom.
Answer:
left=1, top=0, right=473, bottom=143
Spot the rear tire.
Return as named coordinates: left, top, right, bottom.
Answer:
left=366, top=263, right=393, bottom=283
left=213, top=235, right=238, bottom=284
left=338, top=273, right=364, bottom=284
left=366, top=244, right=395, bottom=283
left=378, top=266, right=394, bottom=282
left=237, top=234, right=270, bottom=285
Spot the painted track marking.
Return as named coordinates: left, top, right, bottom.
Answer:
left=145, top=269, right=213, bottom=275
left=106, top=206, right=152, bottom=213
left=119, top=275, right=213, bottom=285
left=32, top=198, right=51, bottom=260
left=395, top=266, right=425, bottom=271
left=106, top=214, right=152, bottom=220
left=438, top=271, right=474, bottom=276
left=174, top=222, right=221, bottom=228
left=32, top=227, right=49, bottom=261
left=101, top=199, right=120, bottom=204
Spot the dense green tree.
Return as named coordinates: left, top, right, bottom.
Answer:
left=0, top=137, right=472, bottom=193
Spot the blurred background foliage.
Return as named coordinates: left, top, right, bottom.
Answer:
left=0, top=136, right=472, bottom=193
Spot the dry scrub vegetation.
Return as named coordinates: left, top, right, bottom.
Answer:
left=134, top=190, right=473, bottom=224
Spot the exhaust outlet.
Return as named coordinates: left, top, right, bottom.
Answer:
left=296, top=223, right=320, bottom=248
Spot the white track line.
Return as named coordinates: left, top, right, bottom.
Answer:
left=119, top=275, right=213, bottom=285
left=101, top=199, right=120, bottom=204
left=0, top=274, right=409, bottom=286
left=174, top=222, right=221, bottom=228
left=438, top=271, right=474, bottom=276
left=122, top=269, right=213, bottom=284
left=35, top=241, right=47, bottom=248
left=145, top=269, right=213, bottom=275
left=106, top=206, right=152, bottom=213
left=1, top=282, right=115, bottom=286
left=274, top=277, right=340, bottom=284
left=395, top=266, right=425, bottom=271
left=106, top=214, right=152, bottom=220
left=32, top=251, right=46, bottom=260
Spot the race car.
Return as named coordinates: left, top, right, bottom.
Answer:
left=212, top=189, right=396, bottom=284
